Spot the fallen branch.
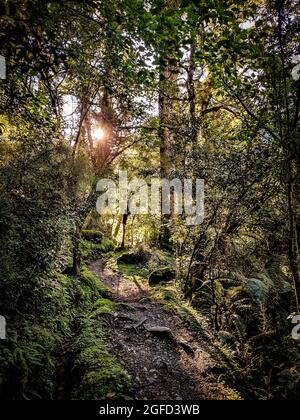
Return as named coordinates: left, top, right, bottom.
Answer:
left=125, top=316, right=148, bottom=332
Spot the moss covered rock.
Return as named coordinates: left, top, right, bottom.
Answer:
left=70, top=316, right=131, bottom=400
left=117, top=252, right=149, bottom=265
left=148, top=267, right=176, bottom=286
left=72, top=356, right=131, bottom=400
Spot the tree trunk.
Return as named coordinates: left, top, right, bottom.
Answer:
left=287, top=176, right=300, bottom=311
left=187, top=44, right=198, bottom=145
left=158, top=61, right=172, bottom=249
left=121, top=213, right=129, bottom=249
left=113, top=215, right=123, bottom=240
left=72, top=224, right=81, bottom=276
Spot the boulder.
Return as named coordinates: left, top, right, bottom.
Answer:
left=117, top=251, right=150, bottom=265
left=148, top=267, right=176, bottom=286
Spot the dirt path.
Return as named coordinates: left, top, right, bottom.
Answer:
left=89, top=259, right=236, bottom=400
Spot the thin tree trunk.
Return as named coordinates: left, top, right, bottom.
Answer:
left=121, top=213, right=129, bottom=249
left=287, top=174, right=300, bottom=311
left=72, top=224, right=81, bottom=276
left=113, top=215, right=123, bottom=240
left=158, top=61, right=172, bottom=249
left=187, top=44, right=198, bottom=145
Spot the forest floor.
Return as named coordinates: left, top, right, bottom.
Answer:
left=89, top=258, right=240, bottom=400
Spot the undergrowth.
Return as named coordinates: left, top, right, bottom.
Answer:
left=0, top=256, right=131, bottom=400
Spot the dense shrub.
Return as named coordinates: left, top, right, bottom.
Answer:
left=80, top=239, right=115, bottom=262
left=192, top=265, right=300, bottom=399
left=0, top=267, right=130, bottom=400
left=81, top=230, right=104, bottom=244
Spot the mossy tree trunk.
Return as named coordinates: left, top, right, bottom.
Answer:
left=72, top=224, right=81, bottom=276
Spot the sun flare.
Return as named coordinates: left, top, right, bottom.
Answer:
left=93, top=126, right=106, bottom=142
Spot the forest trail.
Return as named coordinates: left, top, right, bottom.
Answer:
left=89, top=259, right=236, bottom=400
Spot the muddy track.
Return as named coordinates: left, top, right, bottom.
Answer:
left=89, top=259, right=235, bottom=400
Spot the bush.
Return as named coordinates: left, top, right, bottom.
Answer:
left=81, top=230, right=104, bottom=244
left=0, top=322, right=58, bottom=400
left=80, top=238, right=115, bottom=262
left=98, top=239, right=115, bottom=254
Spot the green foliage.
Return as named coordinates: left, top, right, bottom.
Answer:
left=0, top=136, right=73, bottom=315
left=117, top=262, right=149, bottom=279
left=0, top=322, right=58, bottom=400
left=80, top=265, right=108, bottom=298
left=0, top=0, right=299, bottom=402
left=92, top=298, right=117, bottom=316
left=98, top=239, right=116, bottom=254
left=191, top=263, right=300, bottom=399
left=0, top=266, right=129, bottom=400
left=80, top=239, right=115, bottom=262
